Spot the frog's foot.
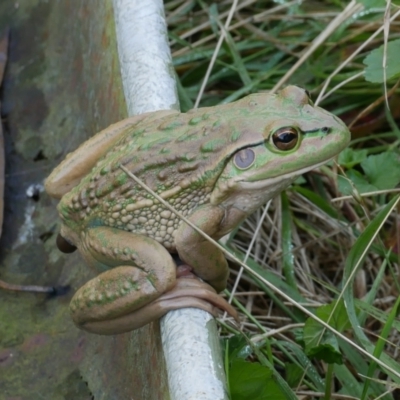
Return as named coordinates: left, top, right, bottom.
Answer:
left=161, top=277, right=238, bottom=321
left=176, top=264, right=195, bottom=278
left=175, top=265, right=238, bottom=319
left=73, top=277, right=238, bottom=335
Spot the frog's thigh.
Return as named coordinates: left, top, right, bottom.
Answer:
left=175, top=205, right=229, bottom=293
left=70, top=227, right=176, bottom=329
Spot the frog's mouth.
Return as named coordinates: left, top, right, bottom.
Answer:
left=211, top=159, right=331, bottom=210
left=237, top=159, right=329, bottom=190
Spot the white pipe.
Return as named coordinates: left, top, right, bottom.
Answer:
left=112, top=1, right=229, bottom=399
left=113, top=0, right=178, bottom=115
left=161, top=309, right=228, bottom=399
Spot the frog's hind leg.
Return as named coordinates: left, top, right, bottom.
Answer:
left=70, top=227, right=176, bottom=333
left=82, top=278, right=238, bottom=335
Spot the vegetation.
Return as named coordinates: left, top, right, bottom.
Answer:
left=166, top=1, right=400, bottom=399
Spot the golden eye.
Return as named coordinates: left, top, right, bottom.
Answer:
left=233, top=148, right=255, bottom=169
left=272, top=127, right=299, bottom=151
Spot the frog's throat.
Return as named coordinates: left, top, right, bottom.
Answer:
left=237, top=158, right=329, bottom=190
left=210, top=159, right=329, bottom=209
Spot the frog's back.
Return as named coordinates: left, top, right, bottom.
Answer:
left=57, top=92, right=286, bottom=249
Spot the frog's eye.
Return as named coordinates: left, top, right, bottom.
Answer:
left=234, top=148, right=255, bottom=169
left=272, top=127, right=299, bottom=151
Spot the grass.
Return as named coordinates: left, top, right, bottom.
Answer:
left=165, top=1, right=400, bottom=399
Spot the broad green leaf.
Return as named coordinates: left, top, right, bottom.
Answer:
left=317, top=300, right=351, bottom=332
left=337, top=174, right=354, bottom=195
left=229, top=359, right=287, bottom=400
left=338, top=148, right=368, bottom=169
left=303, top=300, right=350, bottom=365
left=250, top=346, right=298, bottom=400
left=305, top=332, right=342, bottom=364
left=364, top=39, right=400, bottom=83
left=360, top=152, right=400, bottom=190
left=338, top=169, right=376, bottom=194
left=339, top=152, right=400, bottom=194
left=226, top=334, right=253, bottom=360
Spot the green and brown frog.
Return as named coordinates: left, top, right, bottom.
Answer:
left=45, top=86, right=350, bottom=335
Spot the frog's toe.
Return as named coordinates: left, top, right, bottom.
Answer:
left=160, top=278, right=238, bottom=322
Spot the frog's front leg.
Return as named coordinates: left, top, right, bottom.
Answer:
left=175, top=204, right=247, bottom=292
left=69, top=226, right=236, bottom=335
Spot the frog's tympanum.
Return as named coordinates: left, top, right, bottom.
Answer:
left=45, top=86, right=350, bottom=335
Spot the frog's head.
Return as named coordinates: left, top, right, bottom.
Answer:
left=211, top=86, right=351, bottom=213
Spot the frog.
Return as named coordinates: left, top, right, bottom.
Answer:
left=45, top=86, right=350, bottom=335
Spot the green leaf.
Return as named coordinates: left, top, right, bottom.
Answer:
left=229, top=359, right=287, bottom=400
left=338, top=169, right=376, bottom=194
left=338, top=148, right=368, bottom=169
left=226, top=334, right=253, bottom=361
left=339, top=152, right=400, bottom=194
left=337, top=174, right=355, bottom=196
left=306, top=334, right=343, bottom=364
left=364, top=39, right=400, bottom=83
left=318, top=300, right=351, bottom=333
left=360, top=152, right=400, bottom=190
left=303, top=300, right=350, bottom=365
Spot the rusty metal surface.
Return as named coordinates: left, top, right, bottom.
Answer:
left=0, top=1, right=169, bottom=399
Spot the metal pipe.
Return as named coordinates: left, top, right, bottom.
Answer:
left=112, top=1, right=229, bottom=399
